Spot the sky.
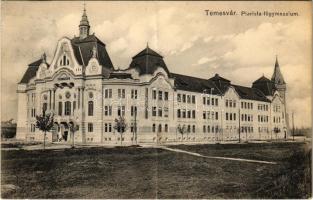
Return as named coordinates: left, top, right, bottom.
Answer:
left=1, top=1, right=312, bottom=127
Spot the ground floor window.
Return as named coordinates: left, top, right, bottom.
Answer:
left=88, top=123, right=93, bottom=132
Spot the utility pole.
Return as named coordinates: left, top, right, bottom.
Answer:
left=292, top=111, right=295, bottom=141
left=238, top=108, right=241, bottom=143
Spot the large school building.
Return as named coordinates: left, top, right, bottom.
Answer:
left=16, top=8, right=288, bottom=144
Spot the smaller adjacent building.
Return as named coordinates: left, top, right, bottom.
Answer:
left=16, top=9, right=288, bottom=144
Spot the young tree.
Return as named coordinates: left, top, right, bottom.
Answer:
left=113, top=116, right=128, bottom=146
left=35, top=112, right=54, bottom=150
left=177, top=125, right=186, bottom=141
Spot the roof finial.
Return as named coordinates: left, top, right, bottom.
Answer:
left=41, top=52, right=46, bottom=63
left=83, top=0, right=86, bottom=13
left=275, top=54, right=279, bottom=67
left=147, top=42, right=149, bottom=48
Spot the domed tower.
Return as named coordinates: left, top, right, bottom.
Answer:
left=79, top=4, right=90, bottom=39
left=271, top=56, right=286, bottom=104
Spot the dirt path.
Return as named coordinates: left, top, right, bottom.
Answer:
left=159, top=146, right=277, bottom=165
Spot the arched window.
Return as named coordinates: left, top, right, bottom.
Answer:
left=58, top=102, right=62, bottom=116
left=64, top=101, right=71, bottom=116
left=88, top=101, right=94, bottom=116
left=60, top=54, right=70, bottom=66
left=42, top=103, right=47, bottom=114
left=165, top=124, right=168, bottom=132
left=158, top=124, right=162, bottom=133
left=152, top=124, right=156, bottom=132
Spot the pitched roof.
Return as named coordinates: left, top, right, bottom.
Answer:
left=252, top=75, right=276, bottom=96
left=253, top=75, right=271, bottom=83
left=232, top=85, right=270, bottom=102
left=129, top=47, right=170, bottom=75
left=171, top=73, right=220, bottom=94
left=71, top=34, right=114, bottom=75
left=208, top=74, right=231, bottom=94
left=19, top=58, right=43, bottom=84
left=271, top=57, right=285, bottom=84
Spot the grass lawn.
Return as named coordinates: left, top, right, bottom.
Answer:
left=1, top=142, right=311, bottom=199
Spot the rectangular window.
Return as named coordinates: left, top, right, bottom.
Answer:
left=88, top=123, right=93, bottom=132
left=131, top=89, right=138, bottom=99
left=215, top=98, right=218, bottom=106
left=130, top=106, right=137, bottom=116
left=104, top=106, right=108, bottom=116
left=158, top=91, right=163, bottom=100
left=203, top=111, right=206, bottom=119
left=226, top=113, right=228, bottom=120
left=226, top=100, right=228, bottom=107
left=117, top=106, right=125, bottom=116
left=177, top=94, right=181, bottom=102
left=164, top=107, right=169, bottom=118
left=207, top=98, right=210, bottom=105
left=152, top=107, right=157, bottom=117
left=229, top=100, right=232, bottom=107
left=158, top=107, right=162, bottom=117
left=182, top=94, right=186, bottom=103
left=118, top=89, right=125, bottom=98
left=104, top=123, right=108, bottom=132
left=211, top=98, right=214, bottom=106
left=192, top=110, right=196, bottom=119
left=177, top=109, right=181, bottom=118
left=230, top=113, right=232, bottom=120
left=109, top=123, right=112, bottom=132
left=187, top=110, right=191, bottom=118
left=203, top=125, right=206, bottom=133
left=58, top=102, right=62, bottom=115
left=164, top=92, right=169, bottom=101
left=105, top=89, right=108, bottom=98
left=234, top=113, right=236, bottom=121
left=153, top=90, right=157, bottom=100
left=215, top=112, right=218, bottom=120
left=182, top=109, right=186, bottom=118
left=203, top=97, right=206, bottom=105
left=192, top=96, right=195, bottom=104
left=187, top=95, right=191, bottom=103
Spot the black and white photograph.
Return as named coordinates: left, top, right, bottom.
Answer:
left=1, top=1, right=312, bottom=199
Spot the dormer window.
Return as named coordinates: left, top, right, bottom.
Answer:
left=59, top=54, right=70, bottom=66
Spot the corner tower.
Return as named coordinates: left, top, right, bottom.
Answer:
left=79, top=4, right=90, bottom=39
left=271, top=56, right=286, bottom=103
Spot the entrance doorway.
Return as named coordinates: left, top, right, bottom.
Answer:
left=60, top=122, right=69, bottom=142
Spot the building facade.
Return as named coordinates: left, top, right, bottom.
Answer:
left=16, top=9, right=288, bottom=144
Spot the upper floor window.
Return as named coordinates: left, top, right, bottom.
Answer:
left=88, top=101, right=94, bottom=116
left=104, top=89, right=112, bottom=98
left=64, top=101, right=71, bottom=116
left=158, top=91, right=163, bottom=100
left=177, top=94, right=181, bottom=102
left=58, top=102, right=62, bottom=116
left=118, top=89, right=125, bottom=99
left=42, top=103, right=47, bottom=114
left=131, top=106, right=137, bottom=117
left=117, top=106, right=125, bottom=116
left=164, top=92, right=169, bottom=101
left=191, top=96, right=196, bottom=104
left=60, top=55, right=70, bottom=66
left=153, top=90, right=157, bottom=100
left=131, top=89, right=137, bottom=99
